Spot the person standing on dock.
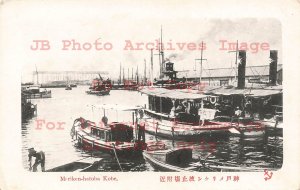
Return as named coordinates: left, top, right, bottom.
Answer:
left=28, top=147, right=45, bottom=172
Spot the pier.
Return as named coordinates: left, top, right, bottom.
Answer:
left=32, top=71, right=109, bottom=84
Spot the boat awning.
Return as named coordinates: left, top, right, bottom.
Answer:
left=139, top=87, right=208, bottom=100
left=209, top=88, right=249, bottom=95
left=89, top=104, right=144, bottom=111
left=245, top=89, right=282, bottom=97
left=208, top=87, right=282, bottom=97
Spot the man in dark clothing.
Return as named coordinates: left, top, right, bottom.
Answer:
left=101, top=115, right=108, bottom=126
left=28, top=148, right=45, bottom=172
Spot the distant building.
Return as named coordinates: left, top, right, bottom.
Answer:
left=177, top=64, right=282, bottom=86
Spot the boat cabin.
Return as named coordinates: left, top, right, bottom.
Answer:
left=140, top=88, right=216, bottom=123
left=208, top=86, right=283, bottom=120
left=90, top=122, right=134, bottom=143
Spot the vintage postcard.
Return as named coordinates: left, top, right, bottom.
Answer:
left=0, top=0, right=300, bottom=190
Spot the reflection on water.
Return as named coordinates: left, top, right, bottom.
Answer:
left=22, top=86, right=282, bottom=171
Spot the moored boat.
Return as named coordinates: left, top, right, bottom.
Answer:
left=143, top=141, right=273, bottom=172
left=143, top=141, right=201, bottom=172
left=139, top=88, right=231, bottom=140
left=22, top=85, right=52, bottom=99
left=71, top=105, right=147, bottom=157
left=46, top=157, right=101, bottom=172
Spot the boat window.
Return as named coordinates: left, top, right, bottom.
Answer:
left=99, top=131, right=105, bottom=140
left=111, top=123, right=133, bottom=142
left=105, top=131, right=111, bottom=141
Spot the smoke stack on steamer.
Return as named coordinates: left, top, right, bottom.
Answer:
left=269, top=50, right=278, bottom=86
left=237, top=50, right=246, bottom=89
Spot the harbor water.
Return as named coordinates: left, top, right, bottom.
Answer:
left=22, top=86, right=283, bottom=171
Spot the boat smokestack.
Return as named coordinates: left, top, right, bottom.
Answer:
left=237, top=50, right=246, bottom=89
left=269, top=50, right=278, bottom=85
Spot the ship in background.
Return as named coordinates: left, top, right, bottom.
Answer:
left=151, top=27, right=199, bottom=89
left=21, top=65, right=52, bottom=99
left=86, top=74, right=112, bottom=96
left=112, top=64, right=140, bottom=90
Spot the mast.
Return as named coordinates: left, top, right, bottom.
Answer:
left=136, top=65, right=139, bottom=84
left=119, top=62, right=122, bottom=83
left=234, top=40, right=238, bottom=82
left=151, top=49, right=154, bottom=84
left=122, top=67, right=125, bottom=83
left=131, top=68, right=133, bottom=80
left=35, top=64, right=39, bottom=85
left=195, top=41, right=207, bottom=85
left=128, top=68, right=129, bottom=80
left=158, top=38, right=162, bottom=79
left=144, top=59, right=147, bottom=83
left=228, top=40, right=239, bottom=83
left=200, top=41, right=203, bottom=83
left=160, top=25, right=165, bottom=77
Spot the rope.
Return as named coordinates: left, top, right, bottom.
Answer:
left=112, top=143, right=123, bottom=171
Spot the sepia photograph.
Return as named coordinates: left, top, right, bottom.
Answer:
left=1, top=1, right=300, bottom=190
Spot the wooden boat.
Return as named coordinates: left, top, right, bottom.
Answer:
left=139, top=88, right=231, bottom=140
left=142, top=141, right=200, bottom=172
left=85, top=74, right=112, bottom=96
left=46, top=157, right=101, bottom=172
left=71, top=105, right=147, bottom=157
left=143, top=141, right=273, bottom=172
left=65, top=84, right=72, bottom=90
left=86, top=89, right=110, bottom=95
left=204, top=85, right=283, bottom=138
left=21, top=85, right=52, bottom=99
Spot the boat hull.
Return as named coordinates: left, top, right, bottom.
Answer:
left=86, top=90, right=110, bottom=96
left=143, top=118, right=230, bottom=140
left=212, top=117, right=266, bottom=138
left=24, top=92, right=52, bottom=99
left=74, top=127, right=143, bottom=157
left=263, top=120, right=283, bottom=136
left=143, top=152, right=189, bottom=172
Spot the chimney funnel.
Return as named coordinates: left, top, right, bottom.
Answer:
left=269, top=50, right=278, bottom=85
left=237, top=50, right=246, bottom=89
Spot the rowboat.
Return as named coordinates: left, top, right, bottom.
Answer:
left=143, top=141, right=273, bottom=172
left=142, top=141, right=201, bottom=172
left=46, top=157, right=101, bottom=172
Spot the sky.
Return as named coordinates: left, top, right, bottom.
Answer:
left=0, top=1, right=282, bottom=82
